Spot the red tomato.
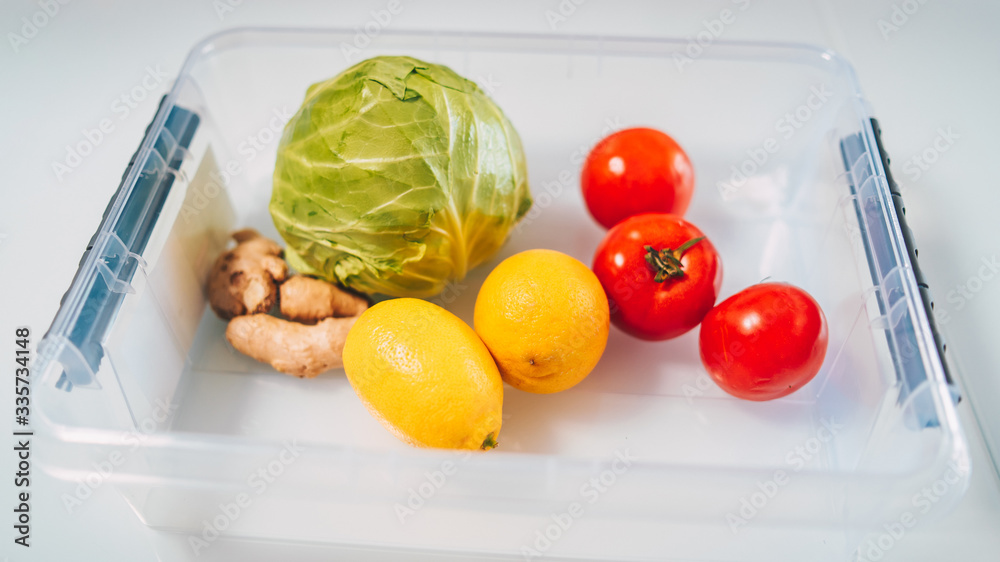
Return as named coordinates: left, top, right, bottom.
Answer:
left=581, top=127, right=695, bottom=230
left=592, top=213, right=722, bottom=340
left=699, top=283, right=828, bottom=401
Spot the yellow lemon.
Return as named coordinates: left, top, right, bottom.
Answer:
left=474, top=249, right=609, bottom=393
left=342, top=298, right=503, bottom=450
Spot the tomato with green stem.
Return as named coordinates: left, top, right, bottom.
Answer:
left=592, top=213, right=722, bottom=341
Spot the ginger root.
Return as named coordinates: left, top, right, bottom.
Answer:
left=226, top=314, right=358, bottom=378
left=207, top=229, right=370, bottom=378
left=208, top=229, right=287, bottom=320
left=280, top=275, right=370, bottom=323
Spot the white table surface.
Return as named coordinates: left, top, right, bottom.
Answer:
left=2, top=1, right=999, bottom=560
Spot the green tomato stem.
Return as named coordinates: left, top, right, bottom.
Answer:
left=644, top=237, right=704, bottom=282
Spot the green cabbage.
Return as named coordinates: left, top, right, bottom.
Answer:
left=270, top=55, right=532, bottom=297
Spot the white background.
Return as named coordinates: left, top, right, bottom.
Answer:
left=1, top=0, right=999, bottom=560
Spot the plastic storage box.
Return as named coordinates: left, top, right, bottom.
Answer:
left=37, top=29, right=969, bottom=561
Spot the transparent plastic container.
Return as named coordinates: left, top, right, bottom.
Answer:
left=36, top=28, right=969, bottom=561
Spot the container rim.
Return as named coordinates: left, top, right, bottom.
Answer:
left=37, top=26, right=969, bottom=495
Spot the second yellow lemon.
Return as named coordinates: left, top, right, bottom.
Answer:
left=343, top=298, right=503, bottom=450
left=474, top=249, right=610, bottom=393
